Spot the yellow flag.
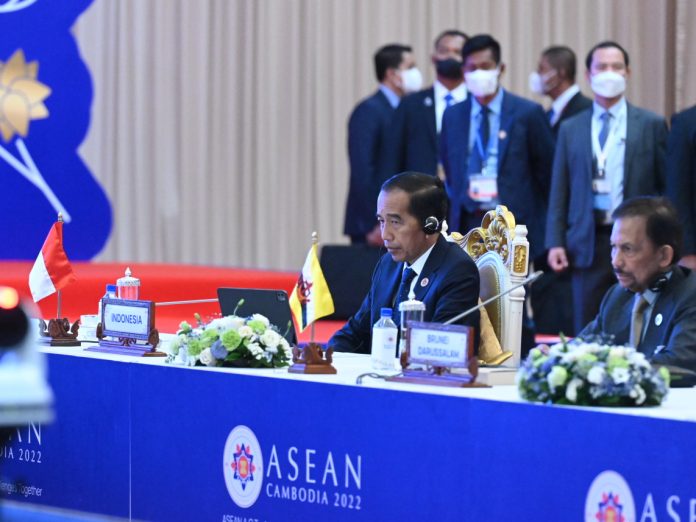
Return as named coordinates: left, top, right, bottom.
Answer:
left=289, top=243, right=334, bottom=331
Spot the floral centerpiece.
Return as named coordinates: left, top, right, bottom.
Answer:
left=517, top=338, right=670, bottom=406
left=166, top=311, right=293, bottom=368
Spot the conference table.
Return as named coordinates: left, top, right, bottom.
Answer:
left=2, top=342, right=696, bottom=521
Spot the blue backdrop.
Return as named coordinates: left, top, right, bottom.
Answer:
left=0, top=0, right=111, bottom=260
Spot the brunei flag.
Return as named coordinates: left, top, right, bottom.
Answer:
left=289, top=242, right=334, bottom=332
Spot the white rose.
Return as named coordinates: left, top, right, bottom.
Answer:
left=280, top=338, right=293, bottom=359
left=587, top=366, right=606, bottom=385
left=260, top=330, right=281, bottom=348
left=199, top=348, right=217, bottom=367
left=609, top=347, right=628, bottom=358
left=251, top=313, right=270, bottom=327
left=219, top=315, right=245, bottom=330
left=565, top=377, right=583, bottom=403
left=238, top=326, right=254, bottom=338
left=611, top=367, right=630, bottom=385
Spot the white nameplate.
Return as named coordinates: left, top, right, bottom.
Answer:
left=101, top=298, right=153, bottom=340
left=407, top=321, right=471, bottom=368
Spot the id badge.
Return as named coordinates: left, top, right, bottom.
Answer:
left=468, top=174, right=498, bottom=202
left=592, top=178, right=610, bottom=194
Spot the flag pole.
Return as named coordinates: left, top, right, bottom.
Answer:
left=56, top=212, right=64, bottom=319
left=310, top=230, right=318, bottom=344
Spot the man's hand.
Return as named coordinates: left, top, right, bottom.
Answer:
left=366, top=224, right=384, bottom=247
left=679, top=254, right=696, bottom=271
left=547, top=247, right=569, bottom=273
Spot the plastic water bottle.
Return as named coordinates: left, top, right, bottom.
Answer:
left=371, top=308, right=398, bottom=370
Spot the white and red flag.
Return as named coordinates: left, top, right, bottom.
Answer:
left=29, top=220, right=76, bottom=302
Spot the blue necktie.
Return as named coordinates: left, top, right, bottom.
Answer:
left=444, top=93, right=454, bottom=108
left=547, top=108, right=555, bottom=124
left=394, top=267, right=417, bottom=328
left=479, top=105, right=490, bottom=151
left=599, top=111, right=611, bottom=149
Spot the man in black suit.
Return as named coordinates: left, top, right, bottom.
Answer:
left=579, top=197, right=696, bottom=372
left=666, top=104, right=696, bottom=271
left=528, top=46, right=591, bottom=335
left=330, top=172, right=480, bottom=354
left=440, top=34, right=554, bottom=257
left=344, top=44, right=422, bottom=245
left=529, top=45, right=592, bottom=137
left=387, top=30, right=468, bottom=178
left=546, top=41, right=667, bottom=334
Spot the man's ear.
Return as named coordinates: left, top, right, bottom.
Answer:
left=658, top=244, right=674, bottom=268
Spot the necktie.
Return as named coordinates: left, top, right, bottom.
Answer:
left=479, top=105, right=490, bottom=151
left=394, top=267, right=417, bottom=328
left=598, top=111, right=611, bottom=149
left=547, top=108, right=555, bottom=124
left=444, top=93, right=454, bottom=108
left=629, top=294, right=649, bottom=348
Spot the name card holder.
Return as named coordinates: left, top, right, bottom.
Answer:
left=86, top=298, right=164, bottom=357
left=387, top=321, right=485, bottom=387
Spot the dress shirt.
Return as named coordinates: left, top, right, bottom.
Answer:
left=434, top=80, right=467, bottom=133
left=549, top=84, right=581, bottom=127
left=591, top=97, right=627, bottom=215
left=402, top=242, right=436, bottom=300
left=379, top=84, right=401, bottom=109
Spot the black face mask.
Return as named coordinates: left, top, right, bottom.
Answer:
left=435, top=58, right=463, bottom=80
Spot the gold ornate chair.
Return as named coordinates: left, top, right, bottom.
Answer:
left=449, top=206, right=530, bottom=366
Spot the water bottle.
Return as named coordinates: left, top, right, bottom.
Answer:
left=371, top=308, right=398, bottom=370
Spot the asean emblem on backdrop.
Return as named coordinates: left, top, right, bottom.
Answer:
left=223, top=425, right=265, bottom=508
left=585, top=470, right=636, bottom=522
left=0, top=0, right=112, bottom=259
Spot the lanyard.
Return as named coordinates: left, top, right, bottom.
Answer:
left=592, top=112, right=623, bottom=175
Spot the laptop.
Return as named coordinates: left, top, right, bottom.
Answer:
left=217, top=288, right=297, bottom=344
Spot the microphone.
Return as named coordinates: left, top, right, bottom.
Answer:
left=443, top=270, right=544, bottom=325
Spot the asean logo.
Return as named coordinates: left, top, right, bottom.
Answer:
left=585, top=470, right=636, bottom=522
left=223, top=425, right=264, bottom=508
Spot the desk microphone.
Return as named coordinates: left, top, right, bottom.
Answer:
left=443, top=270, right=544, bottom=325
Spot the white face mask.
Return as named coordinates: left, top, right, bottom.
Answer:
left=528, top=70, right=557, bottom=95
left=399, top=67, right=423, bottom=94
left=590, top=71, right=626, bottom=98
left=465, top=68, right=500, bottom=98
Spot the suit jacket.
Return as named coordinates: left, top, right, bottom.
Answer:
left=328, top=234, right=480, bottom=354
left=344, top=90, right=396, bottom=237
left=549, top=91, right=593, bottom=137
left=578, top=267, right=696, bottom=371
left=545, top=103, right=667, bottom=268
left=386, top=87, right=439, bottom=176
left=440, top=90, right=554, bottom=259
left=666, top=104, right=696, bottom=254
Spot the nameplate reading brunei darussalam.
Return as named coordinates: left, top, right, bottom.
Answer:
left=101, top=298, right=152, bottom=340
left=407, top=321, right=470, bottom=368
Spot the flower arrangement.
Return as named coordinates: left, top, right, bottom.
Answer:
left=166, top=310, right=293, bottom=369
left=517, top=338, right=670, bottom=406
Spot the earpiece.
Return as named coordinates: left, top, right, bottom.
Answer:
left=423, top=216, right=440, bottom=234
left=649, top=272, right=669, bottom=293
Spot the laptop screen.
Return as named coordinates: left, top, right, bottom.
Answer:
left=216, top=288, right=297, bottom=344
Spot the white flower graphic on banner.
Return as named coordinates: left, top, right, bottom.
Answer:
left=0, top=48, right=71, bottom=221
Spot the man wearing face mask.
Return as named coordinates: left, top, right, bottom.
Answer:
left=529, top=45, right=592, bottom=138
left=440, top=34, right=554, bottom=261
left=387, top=30, right=468, bottom=178
left=344, top=43, right=423, bottom=245
left=546, top=41, right=667, bottom=335
left=528, top=46, right=592, bottom=336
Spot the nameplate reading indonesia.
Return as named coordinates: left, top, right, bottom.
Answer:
left=101, top=298, right=152, bottom=340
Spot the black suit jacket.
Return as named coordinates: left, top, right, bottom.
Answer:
left=666, top=104, right=696, bottom=254
left=549, top=91, right=593, bottom=137
left=440, top=90, right=554, bottom=259
left=328, top=235, right=480, bottom=354
left=578, top=267, right=696, bottom=371
left=387, top=87, right=439, bottom=176
left=344, top=90, right=396, bottom=237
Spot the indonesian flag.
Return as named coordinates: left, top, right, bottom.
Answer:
left=28, top=221, right=76, bottom=302
left=289, top=242, right=334, bottom=332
